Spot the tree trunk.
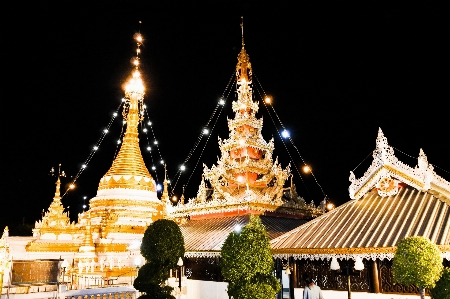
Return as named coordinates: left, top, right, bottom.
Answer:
left=419, top=286, right=425, bottom=299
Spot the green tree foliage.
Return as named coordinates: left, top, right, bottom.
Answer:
left=221, top=215, right=280, bottom=299
left=134, top=219, right=185, bottom=299
left=431, top=267, right=450, bottom=299
left=392, top=236, right=443, bottom=299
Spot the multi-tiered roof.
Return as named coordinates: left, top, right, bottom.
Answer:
left=170, top=35, right=321, bottom=221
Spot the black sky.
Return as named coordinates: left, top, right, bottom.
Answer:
left=1, top=1, right=448, bottom=231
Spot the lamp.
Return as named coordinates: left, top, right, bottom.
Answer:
left=330, top=257, right=364, bottom=299
left=177, top=257, right=183, bottom=297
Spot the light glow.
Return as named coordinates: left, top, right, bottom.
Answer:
left=125, top=70, right=145, bottom=95
left=152, top=166, right=156, bottom=170
left=147, top=121, right=152, bottom=125
left=219, top=99, right=225, bottom=105
left=302, top=165, right=311, bottom=173
left=143, top=128, right=148, bottom=132
left=81, top=164, right=86, bottom=169
left=93, top=146, right=98, bottom=151
left=326, top=203, right=335, bottom=210
left=147, top=147, right=151, bottom=151
left=203, top=128, right=209, bottom=135
left=264, top=96, right=271, bottom=104
left=281, top=129, right=290, bottom=138
left=69, top=184, right=75, bottom=189
left=103, top=129, right=108, bottom=134
left=234, top=224, right=241, bottom=233
left=113, top=112, right=118, bottom=117
left=180, top=165, right=186, bottom=171
left=156, top=184, right=162, bottom=191
left=160, top=160, right=164, bottom=164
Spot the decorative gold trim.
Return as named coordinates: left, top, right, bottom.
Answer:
left=26, top=242, right=80, bottom=252
left=272, top=245, right=450, bottom=255
left=384, top=165, right=424, bottom=189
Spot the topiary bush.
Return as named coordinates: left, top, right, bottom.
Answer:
left=392, top=236, right=443, bottom=299
left=134, top=219, right=185, bottom=299
left=221, top=215, right=280, bottom=299
left=431, top=267, right=450, bottom=299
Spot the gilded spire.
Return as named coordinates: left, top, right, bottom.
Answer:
left=161, top=164, right=169, bottom=203
left=98, top=33, right=155, bottom=191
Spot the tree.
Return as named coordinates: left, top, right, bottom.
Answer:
left=431, top=267, right=450, bottom=299
left=134, top=219, right=185, bottom=299
left=221, top=215, right=280, bottom=299
left=392, top=236, right=443, bottom=299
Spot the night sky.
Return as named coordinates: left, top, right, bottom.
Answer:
left=1, top=2, right=448, bottom=232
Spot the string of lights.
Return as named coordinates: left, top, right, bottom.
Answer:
left=61, top=102, right=124, bottom=198
left=392, top=146, right=450, bottom=175
left=254, top=75, right=327, bottom=200
left=169, top=72, right=236, bottom=196
left=141, top=107, right=164, bottom=184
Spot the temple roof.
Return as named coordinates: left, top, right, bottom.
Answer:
left=271, top=186, right=450, bottom=258
left=179, top=215, right=309, bottom=258
left=271, top=129, right=450, bottom=261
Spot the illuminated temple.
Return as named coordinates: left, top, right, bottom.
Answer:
left=1, top=27, right=449, bottom=299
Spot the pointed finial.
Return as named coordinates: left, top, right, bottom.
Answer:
left=240, top=16, right=245, bottom=48
left=376, top=127, right=388, bottom=150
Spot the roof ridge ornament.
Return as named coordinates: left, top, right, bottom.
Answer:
left=349, top=129, right=450, bottom=201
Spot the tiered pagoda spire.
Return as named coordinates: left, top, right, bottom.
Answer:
left=88, top=33, right=164, bottom=235
left=33, top=165, right=75, bottom=238
left=170, top=25, right=321, bottom=219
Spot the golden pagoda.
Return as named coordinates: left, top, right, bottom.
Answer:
left=18, top=33, right=162, bottom=284
left=170, top=24, right=321, bottom=221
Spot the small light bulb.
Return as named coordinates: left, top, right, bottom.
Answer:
left=281, top=129, right=290, bottom=138
left=143, top=104, right=147, bottom=109
left=83, top=196, right=87, bottom=200
left=219, top=99, right=225, bottom=105
left=152, top=166, right=156, bottom=170
left=143, top=128, right=147, bottom=132
left=154, top=140, right=158, bottom=145
left=265, top=96, right=271, bottom=104
left=147, top=147, right=151, bottom=151
left=117, top=140, right=121, bottom=144
left=160, top=160, right=164, bottom=164
left=156, top=184, right=162, bottom=191
left=180, top=165, right=186, bottom=171
left=93, top=146, right=98, bottom=151
left=302, top=165, right=311, bottom=173
left=203, top=128, right=209, bottom=135
left=83, top=204, right=87, bottom=209
left=113, top=112, right=118, bottom=117
left=69, top=184, right=75, bottom=189
left=147, top=121, right=152, bottom=126
left=81, top=164, right=86, bottom=169
left=122, top=98, right=126, bottom=102
left=103, top=129, right=108, bottom=134
left=167, top=180, right=171, bottom=184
